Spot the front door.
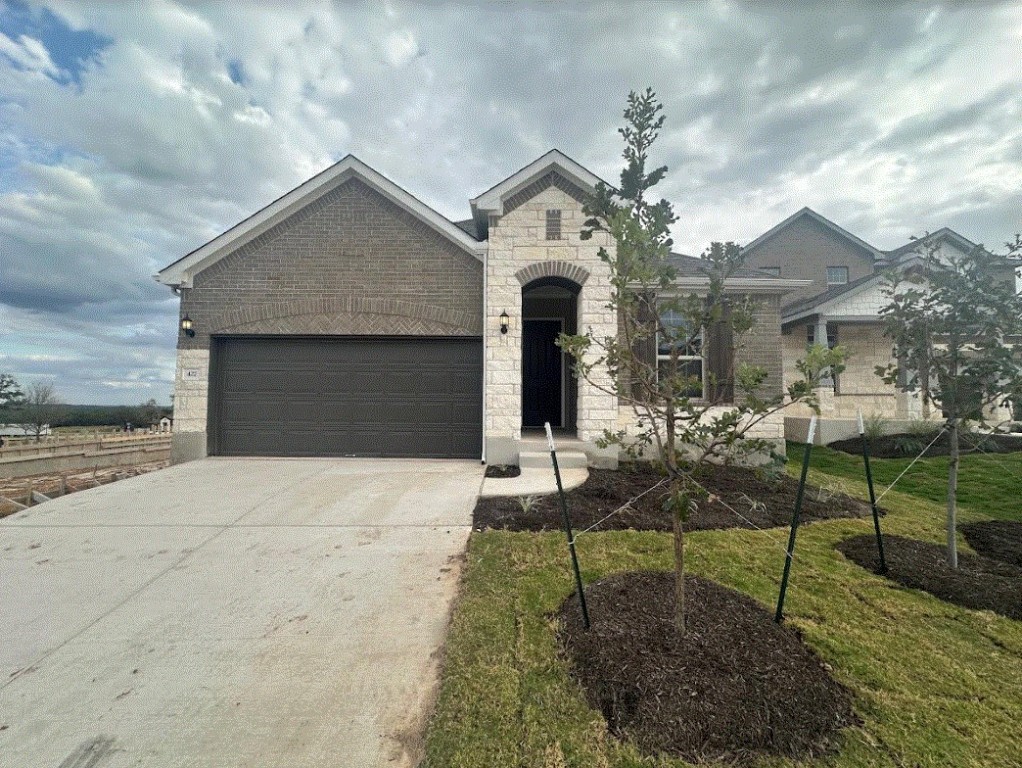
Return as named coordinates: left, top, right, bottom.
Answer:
left=522, top=319, right=563, bottom=428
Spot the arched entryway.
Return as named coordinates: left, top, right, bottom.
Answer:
left=521, top=276, right=580, bottom=431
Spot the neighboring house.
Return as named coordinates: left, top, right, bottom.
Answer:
left=155, top=151, right=804, bottom=466
left=744, top=208, right=1017, bottom=427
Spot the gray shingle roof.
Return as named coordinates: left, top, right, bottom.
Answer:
left=667, top=252, right=786, bottom=280
left=781, top=271, right=883, bottom=318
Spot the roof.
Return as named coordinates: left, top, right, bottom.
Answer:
left=666, top=252, right=811, bottom=293
left=453, top=218, right=480, bottom=239
left=781, top=271, right=884, bottom=320
left=468, top=149, right=607, bottom=236
left=883, top=227, right=981, bottom=263
left=156, top=155, right=484, bottom=288
left=743, top=207, right=883, bottom=261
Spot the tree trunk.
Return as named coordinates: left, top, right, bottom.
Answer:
left=947, top=419, right=959, bottom=569
left=673, top=497, right=685, bottom=633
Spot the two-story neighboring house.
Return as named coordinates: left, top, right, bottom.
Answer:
left=156, top=151, right=804, bottom=466
left=743, top=207, right=1016, bottom=437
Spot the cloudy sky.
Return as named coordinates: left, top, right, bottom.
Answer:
left=1, top=1, right=1020, bottom=405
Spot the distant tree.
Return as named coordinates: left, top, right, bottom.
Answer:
left=877, top=234, right=1022, bottom=568
left=136, top=398, right=162, bottom=428
left=0, top=373, right=24, bottom=410
left=16, top=381, right=64, bottom=441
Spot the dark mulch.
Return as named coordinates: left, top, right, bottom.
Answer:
left=962, top=521, right=1022, bottom=567
left=557, top=571, right=858, bottom=764
left=837, top=534, right=1022, bottom=620
left=828, top=431, right=1022, bottom=458
left=484, top=464, right=521, bottom=479
left=474, top=462, right=877, bottom=532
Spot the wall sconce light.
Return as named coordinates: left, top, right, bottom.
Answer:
left=180, top=314, right=195, bottom=338
left=500, top=310, right=509, bottom=335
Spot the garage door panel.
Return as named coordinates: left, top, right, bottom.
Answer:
left=211, top=337, right=482, bottom=459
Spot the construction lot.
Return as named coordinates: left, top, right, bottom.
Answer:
left=0, top=457, right=482, bottom=767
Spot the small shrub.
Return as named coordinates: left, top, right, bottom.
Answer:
left=517, top=495, right=540, bottom=514
left=893, top=435, right=925, bottom=457
left=904, top=419, right=942, bottom=439
left=862, top=413, right=887, bottom=441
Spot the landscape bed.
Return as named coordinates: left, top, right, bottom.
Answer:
left=557, top=571, right=857, bottom=764
left=961, top=520, right=1022, bottom=567
left=837, top=533, right=1022, bottom=620
left=474, top=462, right=879, bottom=532
left=828, top=430, right=1022, bottom=458
left=425, top=457, right=1022, bottom=768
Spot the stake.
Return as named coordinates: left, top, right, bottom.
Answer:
left=858, top=411, right=887, bottom=573
left=775, top=415, right=816, bottom=623
left=546, top=422, right=590, bottom=630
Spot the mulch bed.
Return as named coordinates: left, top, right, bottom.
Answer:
left=557, top=571, right=858, bottom=764
left=828, top=431, right=1022, bottom=459
left=483, top=464, right=521, bottom=479
left=961, top=521, right=1022, bottom=567
left=474, top=462, right=877, bottom=532
left=836, top=534, right=1022, bottom=620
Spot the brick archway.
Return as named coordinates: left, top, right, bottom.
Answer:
left=514, top=261, right=590, bottom=287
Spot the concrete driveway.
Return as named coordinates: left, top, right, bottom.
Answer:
left=0, top=458, right=482, bottom=768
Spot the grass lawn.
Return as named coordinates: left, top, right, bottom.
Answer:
left=423, top=464, right=1022, bottom=767
left=796, top=440, right=1022, bottom=523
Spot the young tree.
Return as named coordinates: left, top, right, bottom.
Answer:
left=560, top=89, right=843, bottom=631
left=877, top=234, right=1022, bottom=568
left=16, top=381, right=64, bottom=441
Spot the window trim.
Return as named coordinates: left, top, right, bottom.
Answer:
left=826, top=265, right=849, bottom=286
left=760, top=266, right=781, bottom=277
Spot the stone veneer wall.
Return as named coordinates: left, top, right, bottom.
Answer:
left=484, top=180, right=618, bottom=464
left=171, top=177, right=483, bottom=462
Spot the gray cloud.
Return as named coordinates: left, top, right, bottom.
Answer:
left=0, top=0, right=1020, bottom=403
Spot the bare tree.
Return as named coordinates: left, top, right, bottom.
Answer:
left=17, top=381, right=64, bottom=441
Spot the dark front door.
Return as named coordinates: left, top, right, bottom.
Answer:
left=522, top=320, right=563, bottom=428
left=209, top=336, right=482, bottom=458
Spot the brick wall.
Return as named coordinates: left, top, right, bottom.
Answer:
left=744, top=215, right=875, bottom=304
left=171, top=177, right=483, bottom=461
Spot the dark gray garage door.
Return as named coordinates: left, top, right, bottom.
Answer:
left=209, top=336, right=482, bottom=458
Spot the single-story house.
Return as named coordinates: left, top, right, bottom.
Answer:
left=156, top=151, right=804, bottom=466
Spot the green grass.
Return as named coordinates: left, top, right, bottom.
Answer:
left=424, top=470, right=1022, bottom=767
left=794, top=441, right=1022, bottom=523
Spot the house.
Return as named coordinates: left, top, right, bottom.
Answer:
left=156, top=151, right=804, bottom=466
left=743, top=208, right=1016, bottom=437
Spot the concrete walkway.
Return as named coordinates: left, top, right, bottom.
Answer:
left=0, top=457, right=483, bottom=768
left=479, top=466, right=588, bottom=497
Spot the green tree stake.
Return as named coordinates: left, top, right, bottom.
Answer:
left=546, top=422, right=590, bottom=630
left=775, top=415, right=816, bottom=623
left=858, top=411, right=888, bottom=573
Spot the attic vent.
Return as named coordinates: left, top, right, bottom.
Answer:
left=545, top=209, right=562, bottom=240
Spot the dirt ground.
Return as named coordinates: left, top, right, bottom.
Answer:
left=961, top=521, right=1022, bottom=568
left=474, top=462, right=877, bottom=532
left=836, top=534, right=1022, bottom=620
left=557, top=571, right=858, bottom=765
left=828, top=431, right=1022, bottom=459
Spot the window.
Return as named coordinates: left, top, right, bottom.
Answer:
left=760, top=266, right=781, bottom=277
left=826, top=266, right=849, bottom=285
left=657, top=307, right=704, bottom=398
left=545, top=209, right=562, bottom=240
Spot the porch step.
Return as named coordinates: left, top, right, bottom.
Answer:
left=519, top=450, right=588, bottom=470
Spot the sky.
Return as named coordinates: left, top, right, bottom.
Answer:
left=1, top=1, right=1020, bottom=405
